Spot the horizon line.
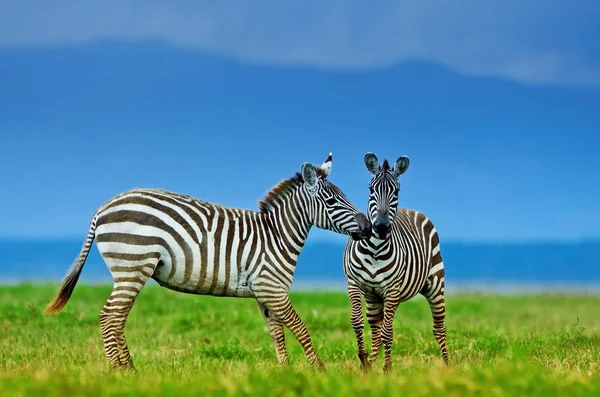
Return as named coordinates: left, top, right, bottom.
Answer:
left=0, top=235, right=598, bottom=246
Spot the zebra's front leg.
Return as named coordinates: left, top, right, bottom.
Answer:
left=381, top=290, right=401, bottom=373
left=348, top=285, right=369, bottom=370
left=366, top=297, right=383, bottom=365
left=258, top=292, right=325, bottom=370
left=258, top=302, right=289, bottom=365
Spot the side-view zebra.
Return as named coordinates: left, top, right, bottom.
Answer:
left=343, top=152, right=448, bottom=373
left=44, top=153, right=372, bottom=371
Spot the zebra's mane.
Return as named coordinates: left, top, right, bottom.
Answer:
left=381, top=159, right=390, bottom=171
left=258, top=167, right=328, bottom=213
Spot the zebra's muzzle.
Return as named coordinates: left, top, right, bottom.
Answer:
left=351, top=213, right=372, bottom=241
left=373, top=217, right=392, bottom=236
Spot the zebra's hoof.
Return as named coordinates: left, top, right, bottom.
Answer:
left=314, top=358, right=326, bottom=372
left=108, top=363, right=137, bottom=374
left=358, top=353, right=369, bottom=366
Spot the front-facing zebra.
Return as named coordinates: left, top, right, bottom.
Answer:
left=343, top=152, right=448, bottom=372
left=44, top=153, right=372, bottom=371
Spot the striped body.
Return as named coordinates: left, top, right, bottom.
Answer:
left=95, top=188, right=300, bottom=298
left=343, top=153, right=448, bottom=373
left=44, top=154, right=372, bottom=371
left=344, top=208, right=444, bottom=303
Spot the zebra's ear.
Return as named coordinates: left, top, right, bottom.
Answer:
left=364, top=152, right=380, bottom=175
left=301, top=162, right=318, bottom=188
left=320, top=152, right=333, bottom=177
left=393, top=156, right=410, bottom=177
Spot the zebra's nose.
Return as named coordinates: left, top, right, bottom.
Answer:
left=351, top=213, right=372, bottom=240
left=373, top=218, right=391, bottom=235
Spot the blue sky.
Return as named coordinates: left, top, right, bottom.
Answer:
left=0, top=1, right=599, bottom=243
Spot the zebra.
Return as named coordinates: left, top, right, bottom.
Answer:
left=343, top=152, right=448, bottom=373
left=44, top=153, right=372, bottom=371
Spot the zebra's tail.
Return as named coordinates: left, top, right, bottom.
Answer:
left=44, top=217, right=98, bottom=315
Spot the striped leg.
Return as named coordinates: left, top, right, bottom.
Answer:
left=420, top=275, right=449, bottom=365
left=99, top=258, right=157, bottom=370
left=381, top=290, right=400, bottom=373
left=258, top=293, right=324, bottom=370
left=347, top=284, right=369, bottom=369
left=258, top=302, right=289, bottom=365
left=366, top=297, right=384, bottom=365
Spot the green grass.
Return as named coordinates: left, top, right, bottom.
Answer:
left=1, top=283, right=600, bottom=396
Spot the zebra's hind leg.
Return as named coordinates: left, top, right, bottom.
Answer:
left=347, top=284, right=369, bottom=370
left=258, top=302, right=289, bottom=365
left=381, top=290, right=401, bottom=373
left=420, top=272, right=449, bottom=365
left=99, top=257, right=158, bottom=371
left=257, top=292, right=325, bottom=371
left=365, top=296, right=383, bottom=366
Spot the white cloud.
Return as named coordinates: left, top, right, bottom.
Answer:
left=0, top=0, right=599, bottom=86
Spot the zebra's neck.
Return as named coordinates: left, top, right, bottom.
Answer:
left=262, top=187, right=312, bottom=266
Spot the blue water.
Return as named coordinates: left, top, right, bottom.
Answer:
left=1, top=238, right=599, bottom=292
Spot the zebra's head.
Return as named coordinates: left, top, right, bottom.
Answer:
left=364, top=152, right=410, bottom=238
left=301, top=153, right=372, bottom=241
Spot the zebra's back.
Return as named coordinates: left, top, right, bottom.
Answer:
left=94, top=188, right=260, bottom=297
left=344, top=208, right=443, bottom=301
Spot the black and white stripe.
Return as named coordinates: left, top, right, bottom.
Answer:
left=343, top=152, right=448, bottom=373
left=45, top=153, right=372, bottom=371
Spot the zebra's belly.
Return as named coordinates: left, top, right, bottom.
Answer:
left=360, top=280, right=427, bottom=302
left=151, top=271, right=253, bottom=297
left=151, top=258, right=254, bottom=298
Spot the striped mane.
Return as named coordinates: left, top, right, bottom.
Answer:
left=258, top=167, right=328, bottom=213
left=381, top=159, right=390, bottom=171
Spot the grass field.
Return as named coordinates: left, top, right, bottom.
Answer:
left=1, top=284, right=599, bottom=396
